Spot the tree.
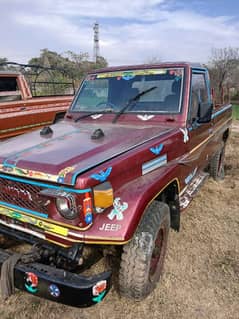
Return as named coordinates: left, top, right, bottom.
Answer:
left=26, top=49, right=108, bottom=94
left=0, top=58, right=24, bottom=72
left=29, top=49, right=108, bottom=82
left=95, top=56, right=108, bottom=69
left=0, top=57, right=8, bottom=69
left=0, top=58, right=17, bottom=71
left=208, top=47, right=239, bottom=102
left=145, top=56, right=161, bottom=64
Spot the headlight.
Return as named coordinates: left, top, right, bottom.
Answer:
left=56, top=195, right=78, bottom=220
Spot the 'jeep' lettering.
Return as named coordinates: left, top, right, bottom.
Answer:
left=99, top=223, right=121, bottom=232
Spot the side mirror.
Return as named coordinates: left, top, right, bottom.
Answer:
left=197, top=102, right=213, bottom=124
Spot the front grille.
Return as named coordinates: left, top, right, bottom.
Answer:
left=0, top=177, right=48, bottom=214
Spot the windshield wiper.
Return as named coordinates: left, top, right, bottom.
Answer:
left=112, top=86, right=157, bottom=124
left=74, top=109, right=114, bottom=122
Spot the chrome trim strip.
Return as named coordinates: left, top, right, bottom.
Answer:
left=142, top=154, right=167, bottom=175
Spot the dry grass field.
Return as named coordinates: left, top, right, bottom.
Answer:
left=0, top=126, right=238, bottom=319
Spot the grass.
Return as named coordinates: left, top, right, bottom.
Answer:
left=232, top=104, right=239, bottom=120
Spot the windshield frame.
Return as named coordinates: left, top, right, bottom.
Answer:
left=70, top=67, right=185, bottom=115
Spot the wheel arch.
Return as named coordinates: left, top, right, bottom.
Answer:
left=222, top=128, right=230, bottom=143
left=111, top=174, right=182, bottom=243
left=153, top=179, right=180, bottom=231
left=133, top=178, right=180, bottom=234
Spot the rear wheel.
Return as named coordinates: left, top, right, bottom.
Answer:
left=209, top=144, right=225, bottom=181
left=119, top=201, right=170, bottom=300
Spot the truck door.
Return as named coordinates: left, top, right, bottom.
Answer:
left=186, top=70, right=212, bottom=171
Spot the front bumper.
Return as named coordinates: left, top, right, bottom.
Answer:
left=0, top=248, right=112, bottom=307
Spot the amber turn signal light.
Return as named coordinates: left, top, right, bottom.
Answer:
left=93, top=182, right=113, bottom=208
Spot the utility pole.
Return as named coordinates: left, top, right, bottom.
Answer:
left=93, top=22, right=99, bottom=63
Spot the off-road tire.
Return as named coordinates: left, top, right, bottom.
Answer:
left=209, top=144, right=225, bottom=181
left=119, top=201, right=170, bottom=300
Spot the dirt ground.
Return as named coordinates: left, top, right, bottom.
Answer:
left=0, top=125, right=238, bottom=319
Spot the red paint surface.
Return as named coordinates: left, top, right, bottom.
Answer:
left=0, top=63, right=232, bottom=246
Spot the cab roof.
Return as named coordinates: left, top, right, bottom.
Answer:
left=0, top=71, right=21, bottom=76
left=90, top=62, right=204, bottom=74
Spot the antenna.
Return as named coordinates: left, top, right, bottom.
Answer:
left=93, top=22, right=99, bottom=63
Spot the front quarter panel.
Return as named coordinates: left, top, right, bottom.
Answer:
left=83, top=162, right=183, bottom=244
left=80, top=128, right=197, bottom=244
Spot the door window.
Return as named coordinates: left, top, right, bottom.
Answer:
left=189, top=73, right=210, bottom=122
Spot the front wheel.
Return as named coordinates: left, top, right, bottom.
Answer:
left=119, top=201, right=170, bottom=300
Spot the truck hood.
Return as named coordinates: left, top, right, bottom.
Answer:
left=0, top=121, right=173, bottom=185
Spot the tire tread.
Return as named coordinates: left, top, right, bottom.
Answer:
left=119, top=201, right=170, bottom=299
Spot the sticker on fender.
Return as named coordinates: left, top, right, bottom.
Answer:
left=0, top=206, right=68, bottom=236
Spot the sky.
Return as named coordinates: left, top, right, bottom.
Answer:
left=1, top=0, right=239, bottom=66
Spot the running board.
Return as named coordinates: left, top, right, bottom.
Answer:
left=179, top=172, right=209, bottom=210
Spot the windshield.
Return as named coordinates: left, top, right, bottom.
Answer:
left=71, top=68, right=184, bottom=114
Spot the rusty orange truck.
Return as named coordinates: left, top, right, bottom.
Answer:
left=0, top=70, right=74, bottom=139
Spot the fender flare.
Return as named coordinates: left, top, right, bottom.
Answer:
left=113, top=165, right=181, bottom=242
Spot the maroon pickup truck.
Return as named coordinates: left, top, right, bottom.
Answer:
left=0, top=71, right=73, bottom=139
left=0, top=62, right=232, bottom=307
